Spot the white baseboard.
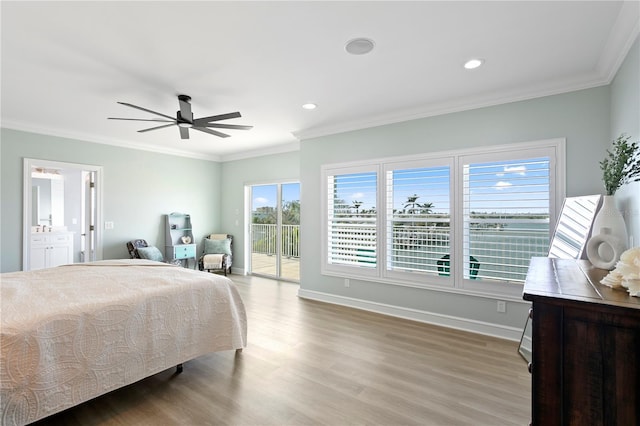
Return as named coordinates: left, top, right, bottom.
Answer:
left=297, top=288, right=523, bottom=342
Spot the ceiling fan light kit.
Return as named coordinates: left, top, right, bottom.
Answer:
left=108, top=94, right=253, bottom=140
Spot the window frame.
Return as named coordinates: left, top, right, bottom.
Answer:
left=320, top=138, right=566, bottom=299
left=322, top=163, right=382, bottom=279
left=382, top=156, right=455, bottom=287
left=455, top=145, right=561, bottom=296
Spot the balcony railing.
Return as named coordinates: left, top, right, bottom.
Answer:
left=328, top=218, right=549, bottom=282
left=251, top=224, right=300, bottom=258
left=254, top=218, right=549, bottom=282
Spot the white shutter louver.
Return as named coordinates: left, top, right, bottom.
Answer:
left=462, top=157, right=551, bottom=283
left=327, top=171, right=377, bottom=267
left=386, top=165, right=450, bottom=275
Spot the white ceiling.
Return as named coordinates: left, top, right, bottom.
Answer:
left=2, top=1, right=638, bottom=161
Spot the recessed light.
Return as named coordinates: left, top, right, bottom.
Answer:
left=464, top=58, right=484, bottom=70
left=345, top=38, right=375, bottom=55
left=302, top=103, right=317, bottom=110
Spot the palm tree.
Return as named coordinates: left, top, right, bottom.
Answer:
left=352, top=200, right=363, bottom=215
left=282, top=200, right=300, bottom=225
left=403, top=194, right=433, bottom=215
left=398, top=194, right=434, bottom=246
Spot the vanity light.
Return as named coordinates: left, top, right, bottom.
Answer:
left=464, top=58, right=484, bottom=70
left=302, top=103, right=317, bottom=110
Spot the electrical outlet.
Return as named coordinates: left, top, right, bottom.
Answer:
left=344, top=278, right=350, bottom=288
left=104, top=221, right=114, bottom=230
left=497, top=300, right=506, bottom=313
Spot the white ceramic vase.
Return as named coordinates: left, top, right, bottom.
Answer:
left=586, top=195, right=628, bottom=269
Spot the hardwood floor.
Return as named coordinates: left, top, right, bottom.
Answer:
left=34, top=274, right=531, bottom=425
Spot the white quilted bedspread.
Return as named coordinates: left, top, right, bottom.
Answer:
left=0, top=260, right=247, bottom=426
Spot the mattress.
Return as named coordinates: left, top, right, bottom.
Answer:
left=0, top=259, right=247, bottom=425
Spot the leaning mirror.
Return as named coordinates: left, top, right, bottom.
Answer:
left=518, top=194, right=602, bottom=363
left=548, top=195, right=602, bottom=260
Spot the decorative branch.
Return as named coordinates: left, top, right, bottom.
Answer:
left=600, top=134, right=640, bottom=196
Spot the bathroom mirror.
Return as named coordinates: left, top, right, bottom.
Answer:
left=518, top=194, right=602, bottom=363
left=32, top=171, right=65, bottom=227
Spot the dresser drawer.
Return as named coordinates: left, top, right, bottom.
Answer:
left=173, top=244, right=196, bottom=259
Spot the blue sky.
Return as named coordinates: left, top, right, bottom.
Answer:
left=331, top=157, right=550, bottom=215
left=252, top=183, right=300, bottom=209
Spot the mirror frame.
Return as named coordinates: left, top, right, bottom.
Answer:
left=23, top=158, right=104, bottom=271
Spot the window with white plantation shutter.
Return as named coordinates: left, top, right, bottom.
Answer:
left=462, top=156, right=551, bottom=283
left=385, top=163, right=451, bottom=276
left=321, top=139, right=563, bottom=297
left=326, top=170, right=378, bottom=269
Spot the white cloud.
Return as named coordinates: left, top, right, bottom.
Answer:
left=504, top=165, right=526, bottom=175
left=351, top=192, right=365, bottom=199
left=254, top=197, right=269, bottom=205
left=495, top=181, right=513, bottom=190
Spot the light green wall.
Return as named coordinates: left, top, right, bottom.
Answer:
left=299, top=86, right=611, bottom=332
left=611, top=35, right=640, bottom=246
left=220, top=150, right=300, bottom=272
left=1, top=128, right=222, bottom=272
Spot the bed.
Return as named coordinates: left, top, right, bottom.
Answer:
left=0, top=259, right=247, bottom=426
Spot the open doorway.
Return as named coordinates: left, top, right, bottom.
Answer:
left=247, top=182, right=300, bottom=281
left=23, top=158, right=103, bottom=271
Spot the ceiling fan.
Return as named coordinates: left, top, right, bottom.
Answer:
left=108, top=95, right=253, bottom=139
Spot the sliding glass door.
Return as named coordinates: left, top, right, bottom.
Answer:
left=249, top=182, right=300, bottom=281
left=280, top=183, right=300, bottom=281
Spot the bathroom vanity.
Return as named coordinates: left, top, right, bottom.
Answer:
left=30, top=231, right=74, bottom=270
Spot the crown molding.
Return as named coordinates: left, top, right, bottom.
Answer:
left=294, top=72, right=609, bottom=141
left=2, top=119, right=300, bottom=163
left=219, top=141, right=300, bottom=162
left=596, top=1, right=640, bottom=84
left=1, top=120, right=222, bottom=162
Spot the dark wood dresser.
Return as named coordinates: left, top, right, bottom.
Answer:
left=523, top=257, right=640, bottom=426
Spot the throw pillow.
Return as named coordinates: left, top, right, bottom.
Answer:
left=137, top=246, right=164, bottom=262
left=204, top=238, right=232, bottom=255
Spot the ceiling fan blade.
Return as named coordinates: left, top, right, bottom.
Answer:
left=108, top=117, right=175, bottom=123
left=138, top=123, right=176, bottom=133
left=192, top=126, right=230, bottom=138
left=193, top=112, right=241, bottom=125
left=117, top=102, right=175, bottom=121
left=179, top=127, right=189, bottom=140
left=178, top=95, right=193, bottom=122
left=202, top=123, right=253, bottom=130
